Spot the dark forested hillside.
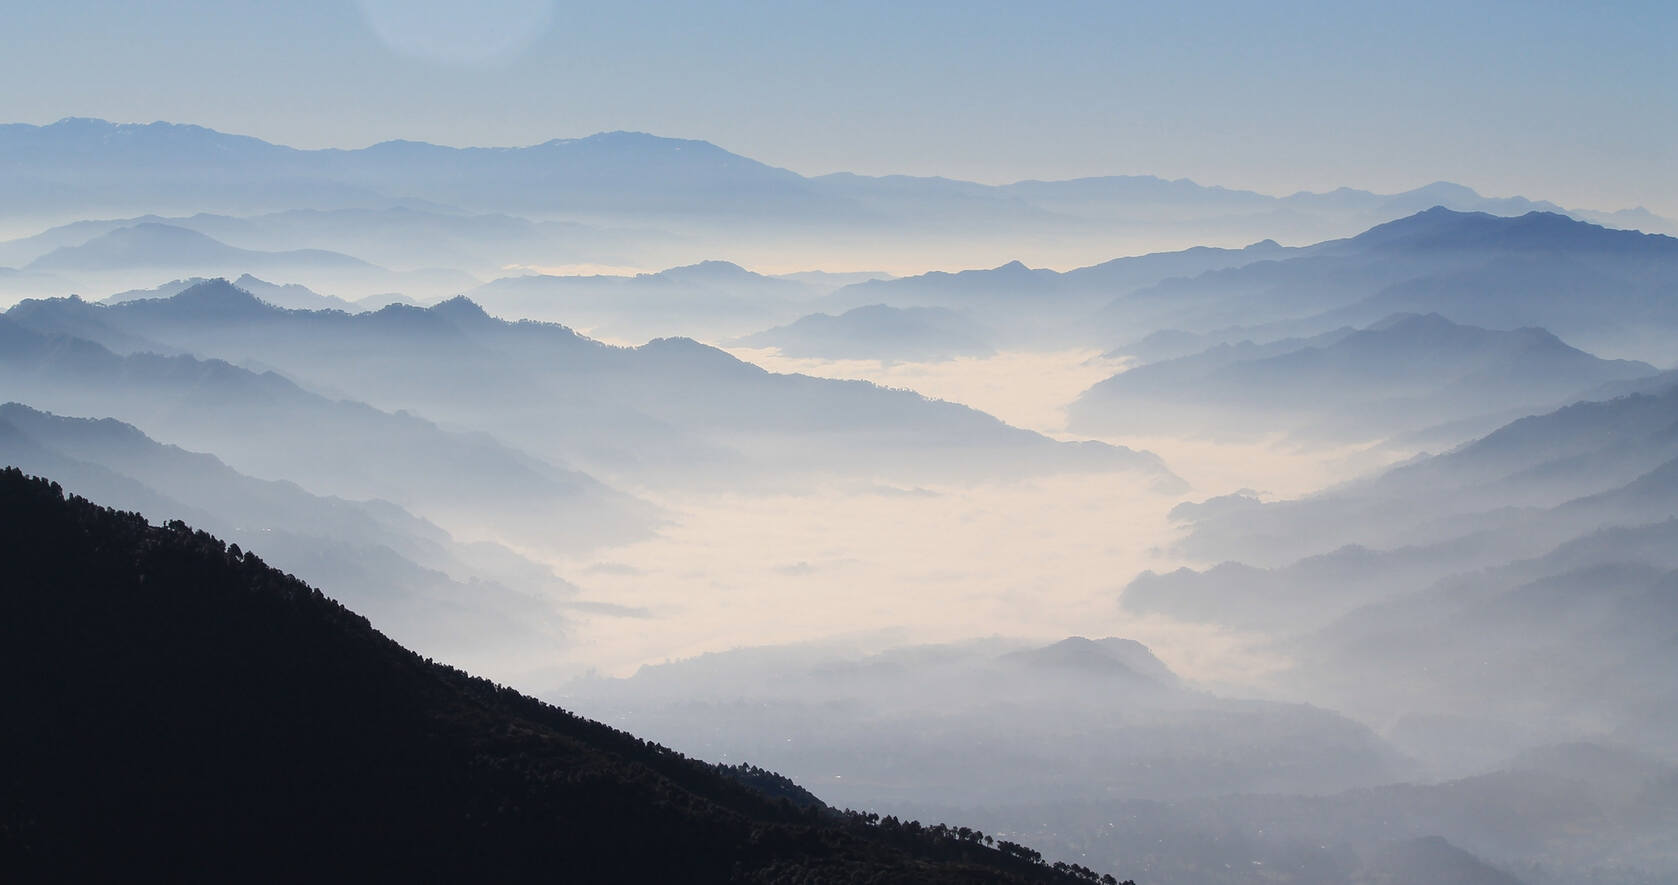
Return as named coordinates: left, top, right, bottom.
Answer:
left=0, top=468, right=1122, bottom=885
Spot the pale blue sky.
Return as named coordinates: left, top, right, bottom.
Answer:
left=4, top=0, right=1674, bottom=214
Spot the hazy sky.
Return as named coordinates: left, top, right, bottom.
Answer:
left=5, top=0, right=1675, bottom=214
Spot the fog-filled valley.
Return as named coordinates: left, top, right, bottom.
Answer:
left=4, top=114, right=1678, bottom=885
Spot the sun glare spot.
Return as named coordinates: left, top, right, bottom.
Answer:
left=357, top=0, right=556, bottom=66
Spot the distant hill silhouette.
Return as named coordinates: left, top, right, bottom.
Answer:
left=1140, top=381, right=1678, bottom=766
left=1338, top=205, right=1673, bottom=254
left=226, top=273, right=360, bottom=310
left=1095, top=209, right=1678, bottom=363
left=4, top=280, right=1179, bottom=490
left=831, top=241, right=1297, bottom=311
left=0, top=304, right=654, bottom=555
left=1357, top=836, right=1527, bottom=885
left=944, top=736, right=1676, bottom=885
left=103, top=272, right=364, bottom=314
left=1165, top=385, right=1678, bottom=581
left=3, top=118, right=1668, bottom=276
left=565, top=636, right=1401, bottom=810
left=0, top=467, right=1119, bottom=884
left=998, top=636, right=1178, bottom=685
left=1071, top=312, right=1656, bottom=443
left=805, top=208, right=1678, bottom=358
left=25, top=222, right=369, bottom=272
left=735, top=304, right=996, bottom=361
left=470, top=259, right=828, bottom=342
left=0, top=208, right=660, bottom=287
left=819, top=242, right=1296, bottom=347
left=15, top=221, right=478, bottom=301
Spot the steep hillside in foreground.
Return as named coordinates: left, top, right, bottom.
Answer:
left=0, top=468, right=1120, bottom=884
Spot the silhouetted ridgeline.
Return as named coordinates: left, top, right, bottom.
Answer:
left=0, top=468, right=1126, bottom=884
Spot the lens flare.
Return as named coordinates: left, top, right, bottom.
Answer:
left=357, top=0, right=556, bottom=66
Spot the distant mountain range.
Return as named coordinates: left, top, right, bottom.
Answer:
left=940, top=741, right=1668, bottom=885
left=0, top=208, right=660, bottom=279
left=3, top=117, right=1670, bottom=276
left=1093, top=208, right=1678, bottom=363
left=797, top=208, right=1678, bottom=366
left=733, top=304, right=996, bottom=362
left=104, top=274, right=401, bottom=312
left=825, top=240, right=1298, bottom=313
left=2, top=279, right=1179, bottom=495
left=26, top=221, right=370, bottom=273
left=7, top=221, right=478, bottom=301
left=1070, top=312, right=1658, bottom=443
left=468, top=259, right=832, bottom=342
left=1129, top=381, right=1678, bottom=770
left=807, top=241, right=1298, bottom=348
left=561, top=635, right=1400, bottom=809
left=5, top=198, right=1675, bottom=372
left=0, top=303, right=654, bottom=557
left=3, top=208, right=1669, bottom=465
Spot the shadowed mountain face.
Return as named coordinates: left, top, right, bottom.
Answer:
left=0, top=468, right=1114, bottom=884
left=1, top=280, right=1178, bottom=491
left=734, top=304, right=996, bottom=362
left=1070, top=312, right=1657, bottom=444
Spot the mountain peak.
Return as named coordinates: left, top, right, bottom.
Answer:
left=1003, top=636, right=1177, bottom=684
left=1403, top=181, right=1483, bottom=201
left=649, top=260, right=762, bottom=282
left=428, top=294, right=492, bottom=322
left=1342, top=206, right=1563, bottom=248
left=1343, top=205, right=1665, bottom=253
left=164, top=278, right=273, bottom=314
left=48, top=115, right=118, bottom=131
left=22, top=117, right=283, bottom=153
left=542, top=131, right=761, bottom=164
left=1357, top=313, right=1579, bottom=354
left=1366, top=311, right=1457, bottom=332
